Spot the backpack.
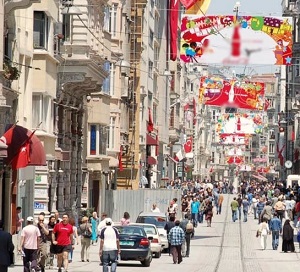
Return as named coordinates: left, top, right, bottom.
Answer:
left=186, top=220, right=194, bottom=233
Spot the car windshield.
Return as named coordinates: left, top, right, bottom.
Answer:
left=137, top=216, right=166, bottom=228
left=132, top=225, right=157, bottom=235
left=116, top=226, right=146, bottom=236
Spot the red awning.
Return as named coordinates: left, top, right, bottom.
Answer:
left=146, top=134, right=158, bottom=146
left=147, top=156, right=157, bottom=165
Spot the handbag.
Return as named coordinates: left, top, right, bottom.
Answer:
left=81, top=224, right=92, bottom=238
left=256, top=230, right=261, bottom=237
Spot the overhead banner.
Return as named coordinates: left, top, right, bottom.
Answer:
left=219, top=133, right=251, bottom=145
left=224, top=146, right=245, bottom=156
left=216, top=113, right=264, bottom=135
left=181, top=15, right=293, bottom=65
left=199, top=76, right=265, bottom=110
left=226, top=156, right=244, bottom=164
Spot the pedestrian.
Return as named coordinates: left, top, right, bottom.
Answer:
left=260, top=201, right=272, bottom=225
left=98, top=213, right=114, bottom=233
left=90, top=212, right=99, bottom=245
left=168, top=220, right=185, bottom=264
left=251, top=196, right=258, bottom=219
left=190, top=198, right=199, bottom=227
left=164, top=216, right=175, bottom=255
left=257, top=198, right=266, bottom=224
left=18, top=216, right=41, bottom=272
left=99, top=218, right=120, bottom=272
left=47, top=215, right=57, bottom=268
left=204, top=200, right=213, bottom=227
left=230, top=197, right=239, bottom=222
left=269, top=213, right=282, bottom=250
left=79, top=216, right=92, bottom=262
left=282, top=219, right=295, bottom=253
left=167, top=201, right=177, bottom=219
left=16, top=206, right=23, bottom=234
left=217, top=194, right=224, bottom=215
left=52, top=213, right=74, bottom=272
left=151, top=203, right=160, bottom=213
left=274, top=197, right=286, bottom=223
left=37, top=214, right=49, bottom=272
left=0, top=220, right=14, bottom=272
left=68, top=218, right=79, bottom=263
left=179, top=214, right=193, bottom=257
left=242, top=197, right=249, bottom=222
left=120, top=212, right=130, bottom=226
left=237, top=195, right=242, bottom=221
left=258, top=218, right=270, bottom=250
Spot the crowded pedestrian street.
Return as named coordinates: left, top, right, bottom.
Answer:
left=9, top=194, right=300, bottom=272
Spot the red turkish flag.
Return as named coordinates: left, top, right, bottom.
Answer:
left=184, top=136, right=193, bottom=153
left=118, top=146, right=124, bottom=171
left=147, top=108, right=154, bottom=132
left=11, top=141, right=30, bottom=170
left=180, top=0, right=198, bottom=9
left=169, top=0, right=179, bottom=61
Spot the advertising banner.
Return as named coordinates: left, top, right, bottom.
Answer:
left=199, top=76, right=265, bottom=110
left=219, top=133, right=251, bottom=145
left=181, top=15, right=293, bottom=65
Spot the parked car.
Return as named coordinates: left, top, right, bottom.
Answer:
left=115, top=225, right=152, bottom=267
left=136, top=212, right=168, bottom=251
left=130, top=223, right=162, bottom=258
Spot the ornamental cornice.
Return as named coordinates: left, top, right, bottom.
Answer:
left=5, top=0, right=40, bottom=14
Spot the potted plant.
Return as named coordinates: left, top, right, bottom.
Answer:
left=3, top=61, right=20, bottom=80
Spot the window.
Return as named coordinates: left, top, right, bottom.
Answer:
left=89, top=124, right=108, bottom=156
left=269, top=142, right=275, bottom=154
left=103, top=6, right=110, bottom=32
left=102, top=61, right=110, bottom=94
left=33, top=11, right=49, bottom=49
left=295, top=59, right=300, bottom=77
left=148, top=61, right=153, bottom=78
left=62, top=14, right=71, bottom=42
left=32, top=95, right=53, bottom=132
left=149, top=29, right=154, bottom=48
left=107, top=117, right=116, bottom=149
left=109, top=4, right=118, bottom=37
left=110, top=63, right=115, bottom=96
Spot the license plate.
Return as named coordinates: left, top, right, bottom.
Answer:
left=120, top=241, right=134, bottom=246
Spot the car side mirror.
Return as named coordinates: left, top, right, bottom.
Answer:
left=159, top=234, right=165, bottom=237
left=148, top=236, right=153, bottom=241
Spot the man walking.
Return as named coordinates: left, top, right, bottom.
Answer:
left=52, top=214, right=74, bottom=272
left=217, top=194, right=224, bottom=215
left=0, top=220, right=14, bottom=272
left=37, top=214, right=49, bottom=272
left=99, top=218, right=120, bottom=272
left=269, top=213, right=282, bottom=250
left=230, top=198, right=239, bottom=222
left=168, top=220, right=185, bottom=264
left=190, top=198, right=200, bottom=227
left=237, top=195, right=243, bottom=221
left=19, top=216, right=41, bottom=272
left=179, top=214, right=193, bottom=257
left=164, top=216, right=175, bottom=255
left=242, top=196, right=249, bottom=222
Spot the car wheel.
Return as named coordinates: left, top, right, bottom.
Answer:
left=154, top=251, right=161, bottom=258
left=141, top=255, right=152, bottom=267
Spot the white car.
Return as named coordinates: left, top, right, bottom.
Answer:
left=136, top=212, right=168, bottom=252
left=130, top=223, right=162, bottom=258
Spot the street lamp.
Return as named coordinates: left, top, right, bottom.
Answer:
left=233, top=1, right=241, bottom=17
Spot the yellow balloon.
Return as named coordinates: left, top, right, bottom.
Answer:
left=186, top=0, right=211, bottom=14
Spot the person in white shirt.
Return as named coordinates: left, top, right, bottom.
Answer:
left=151, top=204, right=160, bottom=213
left=18, top=216, right=41, bottom=272
left=98, top=213, right=114, bottom=234
left=99, top=218, right=120, bottom=272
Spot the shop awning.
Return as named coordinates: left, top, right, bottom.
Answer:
left=147, top=156, right=157, bottom=165
left=251, top=174, right=268, bottom=182
left=146, top=134, right=158, bottom=146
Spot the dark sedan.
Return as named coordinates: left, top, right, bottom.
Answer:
left=115, top=225, right=152, bottom=267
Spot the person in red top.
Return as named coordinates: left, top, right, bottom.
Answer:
left=52, top=214, right=74, bottom=272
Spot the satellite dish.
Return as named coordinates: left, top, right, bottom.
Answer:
left=285, top=160, right=293, bottom=169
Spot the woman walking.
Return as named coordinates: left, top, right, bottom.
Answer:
left=258, top=218, right=270, bottom=250
left=120, top=212, right=130, bottom=226
left=68, top=218, right=79, bottom=263
left=204, top=200, right=213, bottom=227
left=282, top=219, right=295, bottom=253
left=90, top=212, right=99, bottom=245
left=79, top=216, right=92, bottom=262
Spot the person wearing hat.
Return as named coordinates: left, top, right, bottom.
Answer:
left=0, top=220, right=14, bottom=272
left=18, top=216, right=41, bottom=272
left=99, top=218, right=120, bottom=272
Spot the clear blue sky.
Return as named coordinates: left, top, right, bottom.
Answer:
left=207, top=0, right=282, bottom=15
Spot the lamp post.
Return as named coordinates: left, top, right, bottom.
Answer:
left=233, top=1, right=241, bottom=18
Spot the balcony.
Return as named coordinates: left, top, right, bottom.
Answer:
left=5, top=0, right=40, bottom=13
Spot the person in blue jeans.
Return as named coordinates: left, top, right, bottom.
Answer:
left=257, top=198, right=266, bottom=224
left=190, top=198, right=200, bottom=227
left=99, top=218, right=120, bottom=272
left=269, top=213, right=282, bottom=250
